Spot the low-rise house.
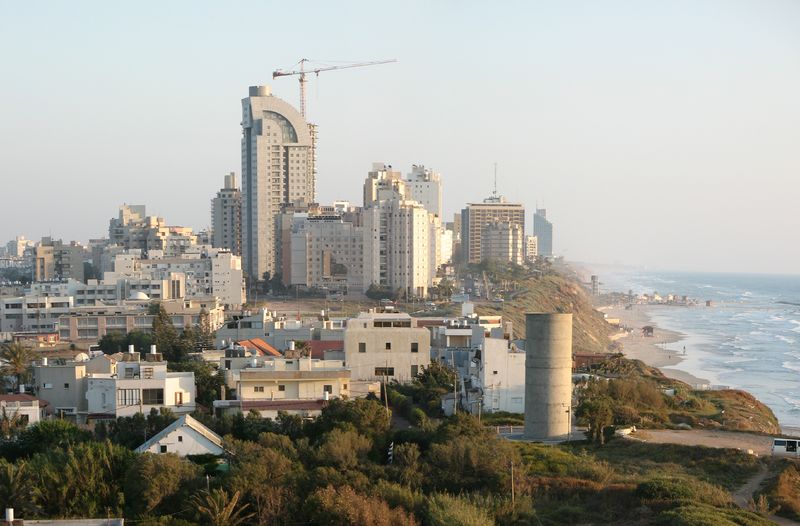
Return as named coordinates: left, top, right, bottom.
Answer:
left=343, top=311, right=430, bottom=383
left=135, top=414, right=224, bottom=456
left=0, top=394, right=48, bottom=426
left=86, top=348, right=195, bottom=420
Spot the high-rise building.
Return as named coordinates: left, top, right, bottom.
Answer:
left=241, top=85, right=316, bottom=283
left=211, top=172, right=242, bottom=256
left=525, top=235, right=538, bottom=263
left=481, top=221, right=524, bottom=265
left=533, top=208, right=553, bottom=258
left=363, top=163, right=440, bottom=298
left=108, top=205, right=198, bottom=257
left=460, top=197, right=525, bottom=264
left=405, top=165, right=442, bottom=218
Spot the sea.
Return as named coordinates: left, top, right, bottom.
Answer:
left=597, top=269, right=800, bottom=429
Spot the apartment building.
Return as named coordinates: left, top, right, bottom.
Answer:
left=461, top=196, right=525, bottom=264
left=211, top=172, right=242, bottom=256
left=343, top=311, right=430, bottom=383
left=480, top=221, right=524, bottom=265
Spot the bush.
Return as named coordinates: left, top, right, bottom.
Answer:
left=636, top=477, right=730, bottom=507
left=656, top=502, right=775, bottom=526
left=758, top=461, right=800, bottom=520
left=426, top=493, right=495, bottom=526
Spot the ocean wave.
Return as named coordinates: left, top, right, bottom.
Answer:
left=783, top=361, right=800, bottom=374
left=776, top=335, right=797, bottom=345
left=724, top=357, right=757, bottom=364
left=750, top=331, right=766, bottom=336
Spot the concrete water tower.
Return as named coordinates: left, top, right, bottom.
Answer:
left=524, top=313, right=573, bottom=440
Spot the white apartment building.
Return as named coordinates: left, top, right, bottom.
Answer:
left=284, top=214, right=364, bottom=294
left=526, top=235, right=538, bottom=263
left=214, top=309, right=345, bottom=351
left=481, top=221, right=524, bottom=266
left=211, top=172, right=242, bottom=256
left=344, top=311, right=430, bottom=383
left=85, top=349, right=196, bottom=419
left=241, top=85, right=316, bottom=282
left=109, top=205, right=199, bottom=257
left=476, top=337, right=525, bottom=414
left=0, top=294, right=73, bottom=333
left=406, top=165, right=443, bottom=218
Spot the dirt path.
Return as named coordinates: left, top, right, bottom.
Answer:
left=732, top=463, right=800, bottom=526
left=631, top=428, right=773, bottom=455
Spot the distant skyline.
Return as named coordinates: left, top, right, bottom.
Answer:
left=2, top=1, right=800, bottom=273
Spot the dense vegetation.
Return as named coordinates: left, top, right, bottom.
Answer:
left=0, top=396, right=780, bottom=525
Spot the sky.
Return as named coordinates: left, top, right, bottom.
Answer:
left=1, top=1, right=799, bottom=274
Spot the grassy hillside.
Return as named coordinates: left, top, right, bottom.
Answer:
left=475, top=273, right=614, bottom=354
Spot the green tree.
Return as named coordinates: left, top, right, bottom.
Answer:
left=197, top=308, right=215, bottom=350
left=576, top=395, right=614, bottom=445
left=365, top=283, right=397, bottom=301
left=124, top=453, right=202, bottom=518
left=426, top=494, right=495, bottom=526
left=152, top=303, right=180, bottom=361
left=0, top=459, right=39, bottom=517
left=315, top=428, right=372, bottom=470
left=392, top=442, right=423, bottom=488
left=304, top=485, right=418, bottom=526
left=170, top=360, right=224, bottom=408
left=0, top=406, right=27, bottom=440
left=0, top=342, right=35, bottom=389
left=2, top=419, right=92, bottom=460
left=191, top=489, right=254, bottom=526
left=313, top=398, right=390, bottom=440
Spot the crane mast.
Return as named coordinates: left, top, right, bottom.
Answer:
left=272, top=58, right=397, bottom=118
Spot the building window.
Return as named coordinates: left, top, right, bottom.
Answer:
left=278, top=385, right=286, bottom=392
left=493, top=371, right=498, bottom=375
left=160, top=445, right=167, bottom=453
left=375, top=367, right=395, bottom=377
left=175, top=392, right=184, bottom=405
left=385, top=342, right=391, bottom=350
left=254, top=386, right=265, bottom=393
left=178, top=435, right=183, bottom=442
left=358, top=342, right=366, bottom=353
left=411, top=342, right=419, bottom=353
left=142, top=388, right=164, bottom=405
left=323, top=385, right=332, bottom=394
left=411, top=365, right=419, bottom=377
left=64, top=383, right=70, bottom=389
left=142, top=367, right=153, bottom=379
left=117, top=388, right=140, bottom=406
left=343, top=383, right=348, bottom=390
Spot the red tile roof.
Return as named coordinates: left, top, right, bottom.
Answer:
left=236, top=338, right=282, bottom=357
left=306, top=340, right=344, bottom=359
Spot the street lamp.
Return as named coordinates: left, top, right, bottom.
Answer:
left=563, top=402, right=572, bottom=443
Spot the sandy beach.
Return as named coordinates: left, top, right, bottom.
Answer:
left=600, top=303, right=711, bottom=386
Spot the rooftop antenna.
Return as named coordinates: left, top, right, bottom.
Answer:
left=493, top=163, right=498, bottom=197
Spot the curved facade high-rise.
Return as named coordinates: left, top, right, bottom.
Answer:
left=241, top=85, right=316, bottom=282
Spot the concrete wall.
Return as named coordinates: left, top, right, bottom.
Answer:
left=524, top=313, right=572, bottom=440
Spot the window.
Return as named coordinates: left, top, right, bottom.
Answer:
left=411, top=342, right=419, bottom=353
left=375, top=367, right=395, bottom=377
left=343, top=383, right=348, bottom=390
left=358, top=342, right=366, bottom=353
left=411, top=365, right=419, bottom=377
left=254, top=386, right=265, bottom=393
left=493, top=371, right=498, bottom=375
left=142, top=388, right=164, bottom=405
left=160, top=445, right=167, bottom=453
left=117, top=388, right=140, bottom=406
left=323, top=385, right=332, bottom=393
left=64, top=383, right=70, bottom=389
left=175, top=392, right=184, bottom=405
left=142, top=367, right=153, bottom=379
left=278, top=385, right=286, bottom=392
left=385, top=342, right=391, bottom=350
left=178, top=435, right=183, bottom=442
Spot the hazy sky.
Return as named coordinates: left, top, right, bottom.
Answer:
left=2, top=1, right=799, bottom=274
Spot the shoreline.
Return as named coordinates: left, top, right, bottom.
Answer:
left=600, top=303, right=711, bottom=387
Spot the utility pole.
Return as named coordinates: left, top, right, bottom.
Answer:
left=510, top=461, right=515, bottom=505
left=382, top=361, right=390, bottom=423
left=451, top=349, right=457, bottom=415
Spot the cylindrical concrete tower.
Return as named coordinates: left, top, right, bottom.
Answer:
left=524, top=313, right=573, bottom=440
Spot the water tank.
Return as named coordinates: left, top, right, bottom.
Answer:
left=524, top=313, right=572, bottom=441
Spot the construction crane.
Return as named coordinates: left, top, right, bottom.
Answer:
left=272, top=58, right=397, bottom=118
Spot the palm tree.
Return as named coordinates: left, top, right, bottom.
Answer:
left=0, top=342, right=35, bottom=390
left=191, top=489, right=254, bottom=526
